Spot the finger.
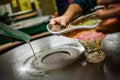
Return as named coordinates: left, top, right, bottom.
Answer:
left=95, top=18, right=120, bottom=33
left=97, top=0, right=111, bottom=5
left=50, top=18, right=57, bottom=25
left=95, top=7, right=120, bottom=19
left=110, top=0, right=120, bottom=3
left=96, top=26, right=120, bottom=33
left=51, top=25, right=61, bottom=32
left=97, top=0, right=120, bottom=5
left=107, top=3, right=120, bottom=8
left=96, top=19, right=115, bottom=33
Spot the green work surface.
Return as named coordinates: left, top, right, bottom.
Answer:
left=0, top=22, right=48, bottom=45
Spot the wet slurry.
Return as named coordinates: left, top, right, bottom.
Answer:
left=27, top=42, right=37, bottom=60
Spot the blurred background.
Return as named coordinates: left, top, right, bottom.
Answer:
left=0, top=0, right=73, bottom=50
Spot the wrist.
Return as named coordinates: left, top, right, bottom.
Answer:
left=63, top=14, right=72, bottom=23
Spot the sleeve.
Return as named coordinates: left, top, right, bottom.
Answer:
left=72, top=0, right=97, bottom=14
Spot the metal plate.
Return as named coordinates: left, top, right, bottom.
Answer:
left=0, top=35, right=118, bottom=80
left=24, top=47, right=82, bottom=74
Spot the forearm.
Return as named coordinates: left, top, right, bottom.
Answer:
left=63, top=4, right=83, bottom=22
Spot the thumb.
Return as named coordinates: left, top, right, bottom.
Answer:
left=50, top=18, right=57, bottom=25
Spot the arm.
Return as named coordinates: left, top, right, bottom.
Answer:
left=64, top=0, right=97, bottom=22
left=50, top=3, right=83, bottom=27
left=63, top=4, right=83, bottom=23
left=50, top=0, right=97, bottom=31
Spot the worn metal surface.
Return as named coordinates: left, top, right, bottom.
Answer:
left=0, top=35, right=119, bottom=80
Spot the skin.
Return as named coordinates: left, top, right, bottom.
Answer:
left=50, top=4, right=82, bottom=31
left=50, top=4, right=82, bottom=26
left=95, top=0, right=120, bottom=33
left=50, top=0, right=120, bottom=33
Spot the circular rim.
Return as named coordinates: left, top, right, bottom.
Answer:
left=41, top=51, right=71, bottom=64
left=47, top=24, right=97, bottom=35
left=32, top=48, right=80, bottom=70
left=23, top=47, right=83, bottom=75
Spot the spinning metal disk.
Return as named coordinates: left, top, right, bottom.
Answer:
left=32, top=47, right=83, bottom=71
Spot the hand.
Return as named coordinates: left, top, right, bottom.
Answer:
left=95, top=0, right=120, bottom=33
left=49, top=15, right=69, bottom=31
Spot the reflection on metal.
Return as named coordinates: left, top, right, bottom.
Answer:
left=24, top=45, right=84, bottom=75
left=18, top=35, right=85, bottom=75
left=1, top=35, right=118, bottom=80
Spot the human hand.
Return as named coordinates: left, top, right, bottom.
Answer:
left=49, top=15, right=69, bottom=31
left=95, top=0, right=120, bottom=33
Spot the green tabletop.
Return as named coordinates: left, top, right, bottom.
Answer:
left=0, top=22, right=48, bottom=45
